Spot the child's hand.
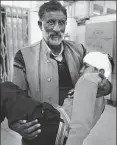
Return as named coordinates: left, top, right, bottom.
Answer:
left=62, top=97, right=73, bottom=119
left=67, top=89, right=74, bottom=98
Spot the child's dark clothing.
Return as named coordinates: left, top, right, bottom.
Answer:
left=0, top=82, right=61, bottom=145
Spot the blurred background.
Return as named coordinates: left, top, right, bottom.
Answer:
left=0, top=1, right=116, bottom=145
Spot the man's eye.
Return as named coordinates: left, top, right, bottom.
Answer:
left=48, top=20, right=54, bottom=25
left=59, top=21, right=65, bottom=25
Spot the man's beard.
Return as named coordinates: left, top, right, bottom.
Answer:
left=48, top=35, right=63, bottom=46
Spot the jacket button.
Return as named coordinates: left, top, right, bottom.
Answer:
left=47, top=60, right=50, bottom=63
left=47, top=78, right=51, bottom=82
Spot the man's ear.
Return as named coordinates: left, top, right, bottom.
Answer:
left=38, top=21, right=42, bottom=31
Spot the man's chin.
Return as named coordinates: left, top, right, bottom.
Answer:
left=48, top=39, right=62, bottom=46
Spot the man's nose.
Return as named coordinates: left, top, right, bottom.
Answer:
left=53, top=23, right=61, bottom=32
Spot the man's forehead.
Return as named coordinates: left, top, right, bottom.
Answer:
left=42, top=11, right=66, bottom=21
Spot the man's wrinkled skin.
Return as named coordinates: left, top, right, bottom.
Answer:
left=38, top=11, right=67, bottom=55
left=38, top=11, right=67, bottom=47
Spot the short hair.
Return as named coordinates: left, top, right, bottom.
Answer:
left=38, top=1, right=67, bottom=20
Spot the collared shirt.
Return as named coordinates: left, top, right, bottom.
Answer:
left=43, top=39, right=64, bottom=62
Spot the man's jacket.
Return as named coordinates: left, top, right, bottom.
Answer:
left=13, top=39, right=84, bottom=104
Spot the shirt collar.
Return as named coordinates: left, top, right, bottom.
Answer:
left=43, top=39, right=64, bottom=57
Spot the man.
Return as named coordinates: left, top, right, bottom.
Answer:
left=1, top=52, right=113, bottom=145
left=11, top=1, right=112, bottom=144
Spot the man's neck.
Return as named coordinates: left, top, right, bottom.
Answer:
left=48, top=44, right=62, bottom=56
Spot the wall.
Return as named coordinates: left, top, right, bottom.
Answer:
left=66, top=14, right=116, bottom=45
left=29, top=11, right=42, bottom=44
left=1, top=1, right=32, bottom=8
left=86, top=14, right=116, bottom=24
left=74, top=1, right=89, bottom=19
left=65, top=17, right=79, bottom=43
left=64, top=1, right=89, bottom=45
left=67, top=13, right=116, bottom=51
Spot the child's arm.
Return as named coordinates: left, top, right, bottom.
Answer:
left=66, top=73, right=102, bottom=145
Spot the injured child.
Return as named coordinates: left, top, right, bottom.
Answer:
left=0, top=52, right=113, bottom=145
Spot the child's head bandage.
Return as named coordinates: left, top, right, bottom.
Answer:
left=83, top=52, right=112, bottom=79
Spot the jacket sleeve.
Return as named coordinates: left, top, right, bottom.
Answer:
left=12, top=50, right=28, bottom=92
left=66, top=74, right=100, bottom=145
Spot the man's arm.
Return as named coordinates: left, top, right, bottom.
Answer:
left=12, top=50, right=28, bottom=91
left=11, top=50, right=41, bottom=140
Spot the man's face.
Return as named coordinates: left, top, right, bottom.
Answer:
left=39, top=11, right=67, bottom=46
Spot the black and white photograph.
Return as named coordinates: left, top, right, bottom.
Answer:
left=0, top=1, right=116, bottom=145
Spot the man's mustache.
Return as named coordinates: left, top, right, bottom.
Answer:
left=50, top=33, right=63, bottom=37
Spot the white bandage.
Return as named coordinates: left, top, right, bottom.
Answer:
left=83, top=52, right=112, bottom=79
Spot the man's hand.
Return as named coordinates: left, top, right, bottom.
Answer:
left=10, top=120, right=41, bottom=140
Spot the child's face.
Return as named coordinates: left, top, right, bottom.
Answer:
left=80, top=62, right=110, bottom=97
left=97, top=78, right=110, bottom=97
left=80, top=62, right=98, bottom=76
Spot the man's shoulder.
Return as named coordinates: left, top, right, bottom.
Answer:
left=63, top=40, right=80, bottom=47
left=14, top=41, right=42, bottom=60
left=20, top=41, right=41, bottom=52
left=63, top=40, right=84, bottom=57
